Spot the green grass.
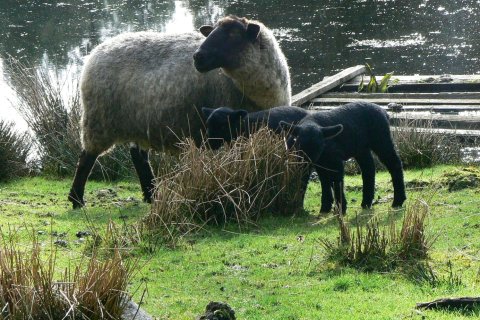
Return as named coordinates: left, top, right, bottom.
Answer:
left=0, top=165, right=479, bottom=319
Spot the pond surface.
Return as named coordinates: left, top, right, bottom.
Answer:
left=1, top=0, right=479, bottom=128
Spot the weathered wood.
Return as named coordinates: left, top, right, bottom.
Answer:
left=310, top=107, right=480, bottom=130
left=322, top=92, right=480, bottom=100
left=346, top=74, right=480, bottom=85
left=311, top=97, right=480, bottom=105
left=416, top=297, right=480, bottom=310
left=300, top=67, right=480, bottom=139
left=391, top=126, right=480, bottom=138
left=390, top=113, right=480, bottom=130
left=336, top=82, right=480, bottom=93
left=311, top=105, right=480, bottom=112
left=292, top=65, right=366, bottom=106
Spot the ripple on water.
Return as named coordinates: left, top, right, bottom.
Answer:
left=347, top=33, right=426, bottom=48
left=272, top=28, right=306, bottom=43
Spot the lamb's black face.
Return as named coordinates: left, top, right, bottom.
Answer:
left=203, top=107, right=248, bottom=150
left=280, top=121, right=344, bottom=163
left=286, top=124, right=325, bottom=162
left=193, top=18, right=260, bottom=73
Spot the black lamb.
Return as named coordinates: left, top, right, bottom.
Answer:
left=202, top=106, right=311, bottom=149
left=280, top=101, right=406, bottom=214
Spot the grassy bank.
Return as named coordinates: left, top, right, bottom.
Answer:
left=0, top=165, right=479, bottom=319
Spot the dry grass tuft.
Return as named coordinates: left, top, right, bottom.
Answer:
left=0, top=228, right=137, bottom=319
left=398, top=199, right=433, bottom=260
left=322, top=199, right=435, bottom=271
left=145, top=128, right=309, bottom=244
left=392, top=118, right=462, bottom=168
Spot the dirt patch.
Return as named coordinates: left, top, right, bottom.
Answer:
left=442, top=167, right=480, bottom=192
left=345, top=185, right=363, bottom=192
left=95, top=188, right=118, bottom=199
left=405, top=179, right=431, bottom=189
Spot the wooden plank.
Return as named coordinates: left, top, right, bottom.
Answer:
left=416, top=297, right=480, bottom=311
left=322, top=92, right=480, bottom=100
left=292, top=65, right=366, bottom=106
left=335, top=82, right=480, bottom=93
left=346, top=74, right=480, bottom=85
left=391, top=113, right=480, bottom=123
left=391, top=126, right=480, bottom=138
left=311, top=97, right=480, bottom=104
left=390, top=113, right=480, bottom=130
left=309, top=107, right=480, bottom=129
left=310, top=105, right=480, bottom=112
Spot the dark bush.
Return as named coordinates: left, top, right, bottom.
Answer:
left=0, top=120, right=31, bottom=181
left=5, top=56, right=133, bottom=179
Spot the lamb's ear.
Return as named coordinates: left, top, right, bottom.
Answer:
left=199, top=25, right=214, bottom=37
left=233, top=110, right=248, bottom=119
left=322, top=124, right=343, bottom=140
left=246, top=23, right=260, bottom=41
left=202, top=107, right=215, bottom=119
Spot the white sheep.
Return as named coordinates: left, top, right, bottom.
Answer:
left=68, top=15, right=291, bottom=208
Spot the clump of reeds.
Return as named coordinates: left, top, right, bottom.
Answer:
left=321, top=212, right=393, bottom=271
left=392, top=118, right=462, bottom=168
left=145, top=128, right=309, bottom=243
left=397, top=199, right=432, bottom=260
left=0, top=120, right=32, bottom=181
left=321, top=199, right=434, bottom=271
left=0, top=228, right=137, bottom=319
left=5, top=56, right=133, bottom=179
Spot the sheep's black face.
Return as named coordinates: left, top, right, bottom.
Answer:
left=202, top=107, right=248, bottom=150
left=280, top=121, right=344, bottom=163
left=194, top=18, right=260, bottom=73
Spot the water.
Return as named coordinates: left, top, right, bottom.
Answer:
left=1, top=0, right=480, bottom=130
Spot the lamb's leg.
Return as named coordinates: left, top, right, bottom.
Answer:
left=332, top=181, right=347, bottom=214
left=355, top=151, right=376, bottom=209
left=130, top=144, right=155, bottom=203
left=68, top=150, right=98, bottom=209
left=376, top=150, right=406, bottom=208
left=331, top=163, right=347, bottom=214
left=297, top=164, right=312, bottom=208
left=318, top=171, right=334, bottom=213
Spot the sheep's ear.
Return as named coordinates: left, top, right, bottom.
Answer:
left=322, top=124, right=343, bottom=140
left=233, top=110, right=248, bottom=119
left=199, top=25, right=214, bottom=37
left=246, top=23, right=260, bottom=41
left=202, top=107, right=215, bottom=119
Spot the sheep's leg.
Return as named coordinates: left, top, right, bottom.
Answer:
left=355, top=151, right=376, bottom=209
left=376, top=150, right=406, bottom=208
left=68, top=150, right=98, bottom=209
left=130, top=144, right=155, bottom=203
